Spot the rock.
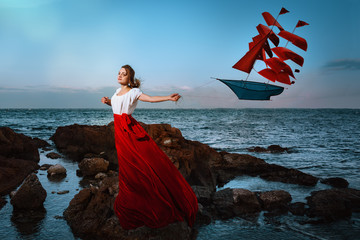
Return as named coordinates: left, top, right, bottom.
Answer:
left=40, top=164, right=53, bottom=170
left=306, top=188, right=360, bottom=221
left=78, top=158, right=109, bottom=176
left=247, top=145, right=289, bottom=153
left=258, top=190, right=292, bottom=212
left=259, top=165, right=318, bottom=186
left=232, top=188, right=261, bottom=215
left=320, top=177, right=349, bottom=188
left=95, top=172, right=108, bottom=180
left=31, top=137, right=50, bottom=149
left=289, top=202, right=306, bottom=216
left=0, top=197, right=7, bottom=210
left=191, top=185, right=213, bottom=206
left=46, top=152, right=62, bottom=159
left=10, top=173, right=47, bottom=210
left=50, top=123, right=117, bottom=164
left=0, top=127, right=40, bottom=162
left=57, top=190, right=70, bottom=195
left=195, top=203, right=212, bottom=225
left=0, top=156, right=39, bottom=196
left=47, top=164, right=67, bottom=176
left=212, top=153, right=318, bottom=186
left=213, top=188, right=261, bottom=219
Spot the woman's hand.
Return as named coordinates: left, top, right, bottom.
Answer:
left=101, top=97, right=111, bottom=106
left=169, top=93, right=181, bottom=102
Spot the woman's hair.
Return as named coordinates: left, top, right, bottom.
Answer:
left=121, top=64, right=141, bottom=88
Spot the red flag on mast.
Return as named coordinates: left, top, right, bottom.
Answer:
left=279, top=7, right=289, bottom=15
left=296, top=20, right=309, bottom=28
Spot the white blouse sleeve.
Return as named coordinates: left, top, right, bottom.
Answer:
left=132, top=88, right=143, bottom=100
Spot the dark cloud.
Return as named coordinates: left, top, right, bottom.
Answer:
left=323, top=59, right=360, bottom=71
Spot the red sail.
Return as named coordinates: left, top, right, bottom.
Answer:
left=277, top=72, right=291, bottom=85
left=233, top=34, right=268, bottom=73
left=256, top=24, right=279, bottom=46
left=272, top=47, right=304, bottom=66
left=279, top=7, right=289, bottom=15
left=264, top=57, right=295, bottom=79
left=296, top=20, right=309, bottom=28
left=262, top=12, right=284, bottom=31
left=278, top=30, right=308, bottom=51
left=258, top=68, right=277, bottom=82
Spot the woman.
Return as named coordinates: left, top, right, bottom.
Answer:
left=101, top=65, right=198, bottom=230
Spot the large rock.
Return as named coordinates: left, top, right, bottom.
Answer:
left=10, top=173, right=47, bottom=210
left=50, top=123, right=117, bottom=164
left=212, top=153, right=318, bottom=186
left=212, top=188, right=261, bottom=219
left=47, top=164, right=67, bottom=176
left=0, top=127, right=40, bottom=162
left=258, top=190, right=292, bottom=212
left=306, top=188, right=360, bottom=221
left=63, top=176, right=193, bottom=240
left=320, top=177, right=349, bottom=188
left=0, top=156, right=39, bottom=196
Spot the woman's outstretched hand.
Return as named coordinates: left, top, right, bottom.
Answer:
left=169, top=93, right=181, bottom=102
left=101, top=97, right=111, bottom=106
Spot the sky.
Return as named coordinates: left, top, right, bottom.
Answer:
left=0, top=0, right=359, bottom=109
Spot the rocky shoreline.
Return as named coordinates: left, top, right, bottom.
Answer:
left=1, top=123, right=360, bottom=239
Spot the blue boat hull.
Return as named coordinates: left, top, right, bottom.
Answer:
left=218, top=79, right=284, bottom=100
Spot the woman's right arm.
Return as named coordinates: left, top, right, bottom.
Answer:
left=101, top=97, right=112, bottom=106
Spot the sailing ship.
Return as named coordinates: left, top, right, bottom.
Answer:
left=217, top=8, right=309, bottom=100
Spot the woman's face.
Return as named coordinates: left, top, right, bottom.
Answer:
left=118, top=68, right=130, bottom=86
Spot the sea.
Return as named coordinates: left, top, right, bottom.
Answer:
left=0, top=108, right=359, bottom=240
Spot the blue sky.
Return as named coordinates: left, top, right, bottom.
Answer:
left=0, top=0, right=359, bottom=108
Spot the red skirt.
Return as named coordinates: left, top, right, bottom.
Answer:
left=113, top=113, right=198, bottom=229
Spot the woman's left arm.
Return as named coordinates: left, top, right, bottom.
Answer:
left=139, top=93, right=181, bottom=103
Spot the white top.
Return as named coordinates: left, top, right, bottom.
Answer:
left=111, top=88, right=143, bottom=115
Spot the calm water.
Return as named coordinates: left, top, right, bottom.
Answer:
left=0, top=108, right=360, bottom=239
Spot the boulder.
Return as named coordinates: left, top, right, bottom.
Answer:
left=0, top=156, right=39, bottom=196
left=320, top=177, right=349, bottom=188
left=46, top=152, right=62, bottom=159
left=212, top=188, right=261, bottom=219
left=0, top=127, right=40, bottom=162
left=247, top=145, right=289, bottom=153
left=10, top=173, right=47, bottom=210
left=47, top=164, right=67, bottom=176
left=258, top=190, right=292, bottom=212
left=78, top=158, right=109, bottom=176
left=306, top=188, right=360, bottom=221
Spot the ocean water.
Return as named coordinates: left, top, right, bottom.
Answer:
left=0, top=108, right=359, bottom=239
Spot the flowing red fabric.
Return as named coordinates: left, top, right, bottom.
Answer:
left=113, top=113, right=198, bottom=230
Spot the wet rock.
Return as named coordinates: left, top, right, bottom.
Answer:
left=191, top=185, right=213, bottom=206
left=259, top=165, right=318, bottom=186
left=0, top=197, right=7, bottom=210
left=57, top=190, right=70, bottom=195
left=11, top=208, right=46, bottom=235
left=31, top=137, right=50, bottom=149
left=10, top=173, right=47, bottom=210
left=247, top=145, right=289, bottom=153
left=0, top=156, right=39, bottom=196
left=195, top=203, right=212, bottom=225
left=95, top=172, right=108, bottom=180
left=40, top=164, right=53, bottom=170
left=306, top=188, right=360, bottom=222
left=78, top=158, right=109, bottom=176
left=46, top=152, right=62, bottom=159
left=50, top=123, right=117, bottom=164
left=258, top=190, right=292, bottom=212
left=213, top=188, right=261, bottom=219
left=0, top=127, right=40, bottom=162
left=289, top=202, right=306, bottom=216
left=47, top=164, right=67, bottom=176
left=320, top=177, right=349, bottom=188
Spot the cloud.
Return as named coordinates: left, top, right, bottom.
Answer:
left=323, top=59, right=360, bottom=71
